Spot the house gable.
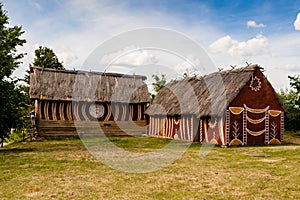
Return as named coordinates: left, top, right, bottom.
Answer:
left=229, top=68, right=284, bottom=111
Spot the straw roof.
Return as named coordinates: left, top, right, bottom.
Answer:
left=30, top=66, right=150, bottom=103
left=145, top=65, right=264, bottom=117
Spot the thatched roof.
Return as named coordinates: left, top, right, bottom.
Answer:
left=145, top=65, right=264, bottom=117
left=30, top=66, right=150, bottom=103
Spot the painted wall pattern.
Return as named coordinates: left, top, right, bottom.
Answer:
left=148, top=103, right=283, bottom=146
left=148, top=116, right=226, bottom=144
left=38, top=100, right=147, bottom=121
left=226, top=104, right=283, bottom=146
left=148, top=116, right=197, bottom=142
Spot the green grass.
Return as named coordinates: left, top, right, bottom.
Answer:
left=0, top=132, right=299, bottom=200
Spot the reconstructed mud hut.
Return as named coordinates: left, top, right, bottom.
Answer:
left=30, top=66, right=150, bottom=137
left=145, top=65, right=285, bottom=146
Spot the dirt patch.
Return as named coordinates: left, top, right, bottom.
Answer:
left=246, top=153, right=267, bottom=157
left=25, top=191, right=43, bottom=198
left=260, top=158, right=285, bottom=163
left=265, top=145, right=300, bottom=150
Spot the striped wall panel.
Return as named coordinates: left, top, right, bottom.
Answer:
left=37, top=101, right=147, bottom=122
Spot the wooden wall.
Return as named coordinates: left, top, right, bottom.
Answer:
left=38, top=120, right=147, bottom=137
left=36, top=101, right=148, bottom=137
left=37, top=101, right=147, bottom=121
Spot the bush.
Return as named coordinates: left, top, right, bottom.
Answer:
left=5, top=128, right=30, bottom=143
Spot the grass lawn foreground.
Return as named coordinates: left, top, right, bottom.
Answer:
left=0, top=132, right=299, bottom=199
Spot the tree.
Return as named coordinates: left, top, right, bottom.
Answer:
left=288, top=75, right=300, bottom=105
left=32, top=46, right=64, bottom=70
left=278, top=75, right=300, bottom=131
left=0, top=2, right=26, bottom=146
left=150, top=74, right=167, bottom=100
left=24, top=46, right=65, bottom=111
left=152, top=74, right=166, bottom=93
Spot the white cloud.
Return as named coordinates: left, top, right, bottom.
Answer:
left=247, top=20, right=265, bottom=28
left=116, top=50, right=157, bottom=66
left=294, top=13, right=300, bottom=30
left=209, top=34, right=268, bottom=56
left=284, top=64, right=300, bottom=71
left=101, top=47, right=158, bottom=68
left=28, top=0, right=43, bottom=11
left=55, top=45, right=79, bottom=66
left=174, top=56, right=200, bottom=76
left=208, top=35, right=237, bottom=54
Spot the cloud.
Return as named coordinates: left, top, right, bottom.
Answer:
left=174, top=54, right=207, bottom=76
left=247, top=20, right=266, bottom=28
left=294, top=13, right=300, bottom=30
left=283, top=64, right=300, bottom=71
left=208, top=35, right=237, bottom=54
left=209, top=34, right=268, bottom=56
left=28, top=0, right=43, bottom=11
left=106, top=47, right=158, bottom=68
left=55, top=45, right=79, bottom=66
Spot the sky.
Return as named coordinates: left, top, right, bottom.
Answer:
left=2, top=0, right=300, bottom=90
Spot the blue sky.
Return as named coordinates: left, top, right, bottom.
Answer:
left=3, top=0, right=300, bottom=89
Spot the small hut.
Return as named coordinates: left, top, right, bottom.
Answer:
left=145, top=65, right=285, bottom=146
left=30, top=66, right=150, bottom=137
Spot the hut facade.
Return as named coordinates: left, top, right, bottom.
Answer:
left=30, top=66, right=150, bottom=137
left=145, top=65, right=285, bottom=146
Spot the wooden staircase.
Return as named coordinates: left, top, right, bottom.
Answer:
left=38, top=120, right=147, bottom=137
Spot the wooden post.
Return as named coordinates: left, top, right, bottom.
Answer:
left=35, top=99, right=39, bottom=118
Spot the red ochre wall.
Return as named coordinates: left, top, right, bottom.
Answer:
left=226, top=69, right=284, bottom=145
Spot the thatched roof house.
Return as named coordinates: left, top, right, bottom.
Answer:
left=30, top=66, right=150, bottom=137
left=146, top=65, right=285, bottom=146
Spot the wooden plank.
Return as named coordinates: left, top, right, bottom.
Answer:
left=37, top=120, right=147, bottom=137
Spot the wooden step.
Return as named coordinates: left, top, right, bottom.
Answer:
left=37, top=120, right=147, bottom=137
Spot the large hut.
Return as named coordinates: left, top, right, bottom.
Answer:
left=145, top=65, right=286, bottom=146
left=30, top=66, right=150, bottom=137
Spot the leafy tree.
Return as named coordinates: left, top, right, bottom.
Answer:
left=0, top=2, right=26, bottom=146
left=278, top=75, right=300, bottom=131
left=32, top=46, right=64, bottom=70
left=24, top=46, right=65, bottom=114
left=152, top=74, right=166, bottom=93
left=288, top=75, right=300, bottom=104
left=150, top=74, right=167, bottom=99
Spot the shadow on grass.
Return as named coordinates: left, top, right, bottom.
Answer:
left=1, top=132, right=299, bottom=155
left=0, top=137, right=84, bottom=154
left=282, top=141, right=300, bottom=146
left=0, top=147, right=37, bottom=154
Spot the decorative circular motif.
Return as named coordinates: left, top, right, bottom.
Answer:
left=89, top=104, right=105, bottom=118
left=249, top=76, right=262, bottom=92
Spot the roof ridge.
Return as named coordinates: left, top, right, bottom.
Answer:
left=30, top=66, right=147, bottom=80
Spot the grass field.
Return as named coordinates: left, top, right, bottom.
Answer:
left=0, top=132, right=299, bottom=200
